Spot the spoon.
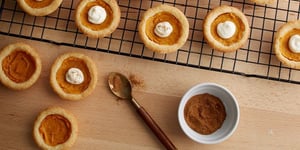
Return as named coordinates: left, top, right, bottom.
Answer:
left=108, top=72, right=177, bottom=150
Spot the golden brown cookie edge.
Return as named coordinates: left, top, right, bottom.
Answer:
left=0, top=42, right=42, bottom=90
left=17, top=0, right=63, bottom=16
left=203, top=5, right=250, bottom=52
left=33, top=106, right=78, bottom=150
left=75, top=0, right=121, bottom=38
left=50, top=52, right=98, bottom=101
left=273, top=20, right=300, bottom=69
left=138, top=4, right=189, bottom=54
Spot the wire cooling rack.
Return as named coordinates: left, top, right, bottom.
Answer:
left=0, top=0, right=300, bottom=83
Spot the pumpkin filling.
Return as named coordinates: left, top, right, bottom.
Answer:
left=56, top=57, right=91, bottom=94
left=2, top=50, right=36, bottom=83
left=145, top=12, right=182, bottom=45
left=280, top=29, right=300, bottom=61
left=39, top=114, right=71, bottom=146
left=80, top=0, right=113, bottom=30
left=24, top=0, right=53, bottom=8
left=211, top=13, right=245, bottom=46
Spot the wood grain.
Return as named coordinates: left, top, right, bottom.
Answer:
left=0, top=35, right=300, bottom=149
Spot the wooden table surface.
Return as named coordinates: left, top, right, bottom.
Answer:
left=0, top=35, right=300, bottom=150
left=1, top=0, right=300, bottom=149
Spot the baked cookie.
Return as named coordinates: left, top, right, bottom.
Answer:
left=75, top=0, right=121, bottom=38
left=138, top=4, right=189, bottom=53
left=33, top=106, right=78, bottom=150
left=0, top=43, right=41, bottom=90
left=50, top=52, right=98, bottom=101
left=203, top=5, right=250, bottom=52
left=250, top=0, right=276, bottom=5
left=17, top=0, right=63, bottom=16
left=274, top=20, right=300, bottom=69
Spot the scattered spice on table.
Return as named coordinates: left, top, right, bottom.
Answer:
left=129, top=74, right=145, bottom=89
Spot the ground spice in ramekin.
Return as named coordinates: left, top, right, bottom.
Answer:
left=184, top=93, right=226, bottom=135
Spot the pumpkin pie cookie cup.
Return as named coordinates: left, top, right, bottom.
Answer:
left=138, top=4, right=189, bottom=53
left=203, top=5, right=250, bottom=52
left=17, top=0, right=63, bottom=16
left=0, top=43, right=41, bottom=90
left=50, top=52, right=98, bottom=101
left=33, top=106, right=78, bottom=150
left=274, top=20, right=300, bottom=69
left=75, top=0, right=121, bottom=38
left=250, top=0, right=276, bottom=5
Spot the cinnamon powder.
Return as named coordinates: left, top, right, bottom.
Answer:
left=129, top=74, right=144, bottom=88
left=112, top=74, right=122, bottom=93
left=184, top=93, right=226, bottom=135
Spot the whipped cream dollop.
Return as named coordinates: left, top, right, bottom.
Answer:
left=154, top=21, right=173, bottom=38
left=66, top=68, right=84, bottom=85
left=289, top=34, right=300, bottom=53
left=217, top=21, right=236, bottom=39
left=88, top=6, right=107, bottom=24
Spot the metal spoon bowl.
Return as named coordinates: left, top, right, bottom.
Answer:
left=108, top=72, right=177, bottom=150
left=108, top=72, right=132, bottom=99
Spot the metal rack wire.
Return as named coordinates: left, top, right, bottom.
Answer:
left=0, top=0, right=300, bottom=83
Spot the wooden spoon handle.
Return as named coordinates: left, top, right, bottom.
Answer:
left=137, top=106, right=177, bottom=150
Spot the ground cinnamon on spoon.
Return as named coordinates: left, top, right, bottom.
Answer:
left=112, top=74, right=122, bottom=93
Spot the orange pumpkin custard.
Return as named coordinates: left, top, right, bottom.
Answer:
left=274, top=20, right=300, bottom=69
left=75, top=0, right=121, bottom=38
left=50, top=52, right=97, bottom=101
left=17, top=0, right=63, bottom=16
left=33, top=106, right=78, bottom=150
left=138, top=4, right=189, bottom=53
left=0, top=43, right=41, bottom=90
left=203, top=5, right=250, bottom=52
